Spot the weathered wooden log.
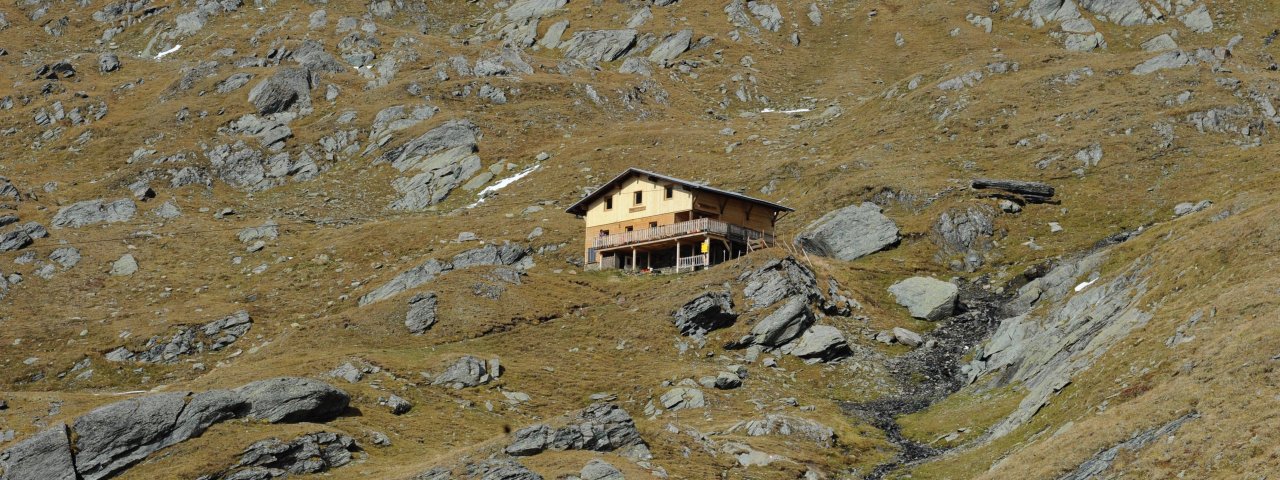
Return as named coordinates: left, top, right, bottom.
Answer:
left=971, top=178, right=1055, bottom=197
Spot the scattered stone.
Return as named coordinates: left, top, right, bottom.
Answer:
left=110, top=254, right=139, bottom=276
left=892, top=327, right=923, bottom=347
left=106, top=311, right=252, bottom=363
left=238, top=220, right=279, bottom=243
left=380, top=395, right=413, bottom=415
left=728, top=414, right=837, bottom=447
left=329, top=363, right=364, bottom=383
left=580, top=459, right=624, bottom=480
left=98, top=54, right=120, bottom=73
left=660, top=387, right=705, bottom=410
left=887, top=277, right=958, bottom=320
left=1173, top=200, right=1212, bottom=217
left=794, top=202, right=900, bottom=261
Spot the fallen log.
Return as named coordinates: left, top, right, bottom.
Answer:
left=971, top=178, right=1055, bottom=198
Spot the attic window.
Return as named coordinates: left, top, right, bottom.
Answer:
left=665, top=185, right=674, bottom=199
left=634, top=191, right=644, bottom=205
left=604, top=197, right=613, bottom=210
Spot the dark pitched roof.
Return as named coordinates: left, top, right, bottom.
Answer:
left=564, top=168, right=794, bottom=216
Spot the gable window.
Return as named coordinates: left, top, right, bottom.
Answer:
left=634, top=191, right=644, bottom=205
left=604, top=197, right=613, bottom=210
left=665, top=185, right=674, bottom=199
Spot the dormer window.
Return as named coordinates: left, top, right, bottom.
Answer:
left=634, top=191, right=644, bottom=205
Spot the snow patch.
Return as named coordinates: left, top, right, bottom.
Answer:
left=155, top=44, right=182, bottom=59
left=468, top=165, right=541, bottom=208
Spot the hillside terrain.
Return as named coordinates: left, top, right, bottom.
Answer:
left=2, top=0, right=1279, bottom=479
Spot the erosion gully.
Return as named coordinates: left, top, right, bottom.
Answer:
left=841, top=277, right=1024, bottom=479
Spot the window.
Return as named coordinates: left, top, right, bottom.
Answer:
left=604, top=197, right=613, bottom=210
left=599, top=229, right=609, bottom=237
left=625, top=226, right=634, bottom=232
left=649, top=221, right=658, bottom=228
left=634, top=191, right=644, bottom=205
left=664, top=185, right=674, bottom=199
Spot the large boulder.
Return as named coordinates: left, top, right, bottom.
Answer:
left=0, top=425, right=77, bottom=480
left=248, top=67, right=312, bottom=115
left=785, top=325, right=851, bottom=361
left=748, top=296, right=816, bottom=347
left=73, top=391, right=245, bottom=480
left=649, top=29, right=692, bottom=65
left=794, top=202, right=899, bottom=261
left=235, top=377, right=350, bottom=423
left=505, top=403, right=646, bottom=458
left=505, top=424, right=552, bottom=456
left=672, top=291, right=737, bottom=335
left=359, top=259, right=451, bottom=305
left=580, top=460, right=624, bottom=480
left=739, top=257, right=823, bottom=310
left=887, top=277, right=958, bottom=320
left=219, top=431, right=359, bottom=478
left=659, top=387, right=705, bottom=411
left=51, top=198, right=137, bottom=228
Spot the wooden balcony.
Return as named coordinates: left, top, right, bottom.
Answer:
left=592, top=217, right=774, bottom=251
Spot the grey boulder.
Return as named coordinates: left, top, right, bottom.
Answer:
left=785, top=325, right=851, bottom=361
left=561, top=30, right=637, bottom=64
left=405, top=292, right=438, bottom=334
left=648, top=29, right=692, bottom=65
left=747, top=296, right=816, bottom=347
left=0, top=425, right=76, bottom=480
left=580, top=459, right=624, bottom=480
left=52, top=198, right=137, bottom=228
left=431, top=356, right=494, bottom=389
left=672, top=291, right=736, bottom=335
left=248, top=67, right=312, bottom=115
left=235, top=377, right=350, bottom=423
left=794, top=202, right=899, bottom=261
left=887, top=277, right=958, bottom=320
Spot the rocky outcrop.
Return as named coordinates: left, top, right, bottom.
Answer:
left=504, top=403, right=648, bottom=458
left=405, top=292, right=438, bottom=334
left=580, top=459, right=624, bottom=480
left=659, top=387, right=706, bottom=411
left=248, top=68, right=312, bottom=115
left=964, top=253, right=1153, bottom=442
left=51, top=198, right=137, bottom=228
left=933, top=206, right=996, bottom=271
left=1058, top=413, right=1198, bottom=480
left=887, top=277, right=958, bottom=321
left=561, top=30, right=637, bottom=64
left=739, top=257, right=826, bottom=310
left=359, top=243, right=532, bottom=305
left=649, top=29, right=692, bottom=65
left=381, top=120, right=484, bottom=210
left=794, top=202, right=899, bottom=261
left=727, top=414, right=838, bottom=447
left=0, top=378, right=347, bottom=480
left=105, top=311, right=252, bottom=363
left=204, top=432, right=360, bottom=479
left=672, top=291, right=737, bottom=335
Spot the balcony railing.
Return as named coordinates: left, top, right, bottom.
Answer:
left=592, top=217, right=772, bottom=250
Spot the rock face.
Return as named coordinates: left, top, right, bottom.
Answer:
left=52, top=198, right=137, bottom=228
left=561, top=29, right=637, bottom=63
left=794, top=202, right=899, bottom=261
left=747, top=296, right=816, bottom=347
left=672, top=291, right=737, bottom=335
left=405, top=292, right=438, bottom=334
left=1059, top=413, right=1198, bottom=480
left=431, top=355, right=497, bottom=389
left=0, top=425, right=77, bottom=480
left=248, top=67, right=312, bottom=115
left=964, top=253, right=1154, bottom=442
left=933, top=206, right=996, bottom=271
left=505, top=403, right=648, bottom=457
left=208, top=432, right=359, bottom=479
left=887, top=277, right=958, bottom=320
left=235, top=377, right=351, bottom=423
left=382, top=120, right=484, bottom=210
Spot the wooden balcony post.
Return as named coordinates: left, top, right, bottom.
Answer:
left=631, top=247, right=637, bottom=271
